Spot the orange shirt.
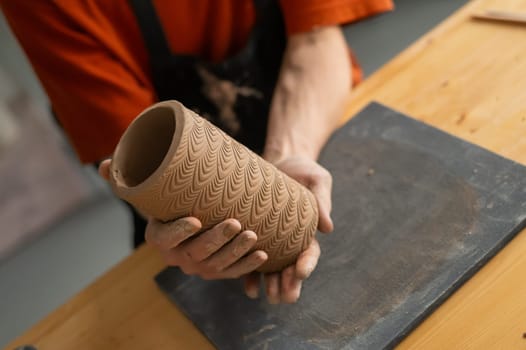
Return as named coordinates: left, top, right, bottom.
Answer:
left=1, top=0, right=393, bottom=163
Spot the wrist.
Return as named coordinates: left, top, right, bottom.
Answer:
left=263, top=26, right=349, bottom=165
left=263, top=65, right=332, bottom=163
left=263, top=135, right=321, bottom=164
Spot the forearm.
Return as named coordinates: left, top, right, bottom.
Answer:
left=263, top=26, right=351, bottom=163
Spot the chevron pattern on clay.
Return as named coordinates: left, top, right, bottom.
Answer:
left=113, top=101, right=319, bottom=272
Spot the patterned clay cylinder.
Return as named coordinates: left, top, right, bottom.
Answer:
left=110, top=100, right=318, bottom=272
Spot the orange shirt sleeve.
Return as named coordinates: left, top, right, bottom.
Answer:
left=279, top=0, right=394, bottom=35
left=279, top=0, right=394, bottom=85
left=0, top=0, right=155, bottom=164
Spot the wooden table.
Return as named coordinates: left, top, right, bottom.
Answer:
left=7, top=0, right=526, bottom=348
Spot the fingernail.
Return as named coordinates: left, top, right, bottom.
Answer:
left=241, top=235, right=254, bottom=250
left=233, top=236, right=251, bottom=257
left=301, top=263, right=315, bottom=279
left=183, top=221, right=196, bottom=234
left=250, top=253, right=265, bottom=268
left=169, top=221, right=183, bottom=234
left=222, top=222, right=238, bottom=238
left=246, top=288, right=258, bottom=299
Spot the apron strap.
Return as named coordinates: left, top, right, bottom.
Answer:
left=253, top=0, right=273, bottom=16
left=127, top=0, right=172, bottom=63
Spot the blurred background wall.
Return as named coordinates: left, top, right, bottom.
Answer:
left=0, top=0, right=468, bottom=346
left=0, top=9, right=133, bottom=345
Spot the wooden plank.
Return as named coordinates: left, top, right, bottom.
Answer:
left=6, top=245, right=213, bottom=350
left=7, top=0, right=526, bottom=348
left=342, top=0, right=526, bottom=165
left=399, top=228, right=526, bottom=349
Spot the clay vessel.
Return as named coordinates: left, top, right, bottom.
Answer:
left=109, top=100, right=318, bottom=272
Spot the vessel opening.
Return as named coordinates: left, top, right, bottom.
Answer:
left=114, top=106, right=175, bottom=187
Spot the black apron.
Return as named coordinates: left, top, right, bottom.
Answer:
left=128, top=0, right=286, bottom=153
left=127, top=0, right=286, bottom=245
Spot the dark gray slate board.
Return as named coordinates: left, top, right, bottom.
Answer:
left=155, top=102, right=526, bottom=349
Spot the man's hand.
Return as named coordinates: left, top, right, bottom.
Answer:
left=99, top=159, right=268, bottom=279
left=273, top=156, right=333, bottom=233
left=243, top=156, right=333, bottom=304
left=145, top=217, right=268, bottom=279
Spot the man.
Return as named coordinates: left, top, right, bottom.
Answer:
left=1, top=0, right=393, bottom=303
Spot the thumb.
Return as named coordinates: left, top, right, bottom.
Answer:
left=309, top=175, right=334, bottom=233
left=98, top=159, right=112, bottom=182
